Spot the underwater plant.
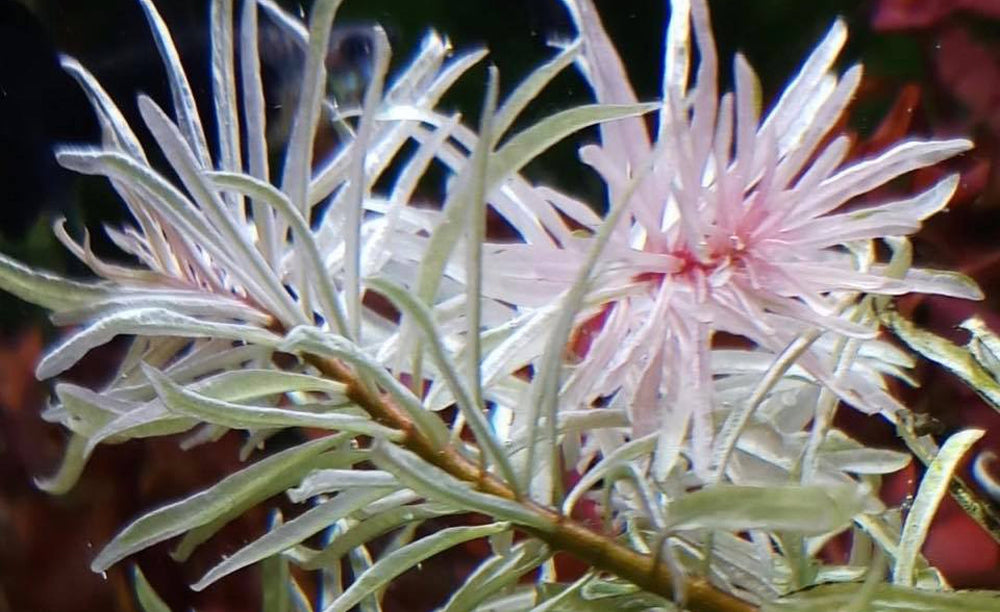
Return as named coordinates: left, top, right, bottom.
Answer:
left=5, top=0, right=1000, bottom=610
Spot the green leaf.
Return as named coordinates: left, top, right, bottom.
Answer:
left=366, top=277, right=517, bottom=489
left=302, top=503, right=457, bottom=570
left=36, top=307, right=281, bottom=380
left=562, top=434, right=656, bottom=516
left=91, top=434, right=344, bottom=572
left=763, top=582, right=1000, bottom=612
left=523, top=142, right=659, bottom=502
left=208, top=171, right=349, bottom=337
left=144, top=365, right=402, bottom=440
left=439, top=540, right=550, bottom=612
left=893, top=428, right=985, bottom=586
left=464, top=65, right=498, bottom=490
left=288, top=469, right=400, bottom=502
left=323, top=522, right=511, bottom=612
left=55, top=148, right=302, bottom=324
left=137, top=0, right=210, bottom=165
left=260, top=512, right=292, bottom=612
left=962, top=316, right=1000, bottom=380
left=49, top=291, right=271, bottom=327
left=193, top=488, right=393, bottom=590
left=133, top=565, right=173, bottom=612
left=881, top=307, right=1000, bottom=414
left=171, top=445, right=366, bottom=563
left=664, top=484, right=870, bottom=534
left=84, top=367, right=348, bottom=454
left=492, top=41, right=580, bottom=141
left=279, top=0, right=345, bottom=215
left=370, top=441, right=552, bottom=532
left=34, top=433, right=89, bottom=494
left=487, top=103, right=658, bottom=189
left=0, top=251, right=109, bottom=312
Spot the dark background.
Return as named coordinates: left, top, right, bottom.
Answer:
left=4, top=0, right=1000, bottom=610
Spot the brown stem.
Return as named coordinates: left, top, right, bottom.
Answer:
left=304, top=353, right=757, bottom=612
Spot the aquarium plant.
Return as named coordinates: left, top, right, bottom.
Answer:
left=4, top=0, right=1000, bottom=610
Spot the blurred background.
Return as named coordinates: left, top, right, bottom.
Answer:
left=2, top=0, right=1000, bottom=610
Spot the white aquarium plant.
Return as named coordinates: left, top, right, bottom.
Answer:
left=4, top=0, right=1000, bottom=610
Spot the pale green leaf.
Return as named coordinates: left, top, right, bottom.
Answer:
left=137, top=0, right=210, bottom=165
left=962, top=316, right=1000, bottom=381
left=302, top=503, right=456, bottom=570
left=207, top=171, right=350, bottom=337
left=322, top=522, right=511, bottom=612
left=55, top=148, right=301, bottom=324
left=171, top=446, right=366, bottom=563
left=464, top=66, right=498, bottom=485
left=492, top=41, right=580, bottom=141
left=893, top=428, right=985, bottom=586
left=367, top=277, right=517, bottom=489
left=83, top=367, right=347, bottom=455
left=881, top=307, right=1000, bottom=413
left=280, top=0, right=344, bottom=215
left=487, top=103, right=658, bottom=188
left=819, top=447, right=912, bottom=475
left=34, top=433, right=90, bottom=494
left=138, top=95, right=300, bottom=324
left=370, top=441, right=552, bottom=533
left=91, top=434, right=343, bottom=572
left=562, top=434, right=656, bottom=516
left=0, top=251, right=109, bottom=312
left=49, top=291, right=271, bottom=326
left=37, top=307, right=280, bottom=380
left=524, top=147, right=657, bottom=501
left=439, top=540, right=550, bottom=612
left=763, top=582, right=1000, bottom=612
left=144, top=365, right=402, bottom=440
left=288, top=469, right=400, bottom=502
left=664, top=484, right=870, bottom=534
left=193, top=488, right=393, bottom=591
left=261, top=511, right=292, bottom=612
left=133, top=565, right=173, bottom=612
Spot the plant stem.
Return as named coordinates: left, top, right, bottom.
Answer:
left=305, top=353, right=757, bottom=612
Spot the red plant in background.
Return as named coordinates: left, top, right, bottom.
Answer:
left=873, top=0, right=1000, bottom=31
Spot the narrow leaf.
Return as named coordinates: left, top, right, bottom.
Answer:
left=763, top=582, right=1000, bottom=612
left=664, top=484, right=870, bottom=534
left=137, top=0, right=211, bottom=166
left=881, top=307, right=1000, bottom=413
left=302, top=503, right=456, bottom=570
left=34, top=433, right=89, bottom=494
left=288, top=469, right=399, bottom=502
left=207, top=171, right=349, bottom=336
left=133, top=565, right=173, bottom=612
left=91, top=435, right=342, bottom=572
left=144, top=365, right=402, bottom=440
left=193, top=488, right=392, bottom=590
left=440, top=540, right=550, bottom=612
left=37, top=307, right=280, bottom=380
left=367, top=277, right=518, bottom=489
left=487, top=103, right=657, bottom=188
left=261, top=511, right=292, bottom=612
left=893, top=428, right=985, bottom=586
left=371, top=441, right=552, bottom=532
left=322, top=523, right=510, bottom=612
left=0, top=252, right=109, bottom=312
left=493, top=41, right=580, bottom=140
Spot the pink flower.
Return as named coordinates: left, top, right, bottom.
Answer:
left=479, top=0, right=981, bottom=474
